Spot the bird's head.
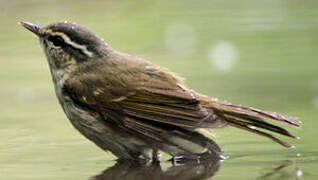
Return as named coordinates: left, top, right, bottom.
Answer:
left=20, top=21, right=110, bottom=71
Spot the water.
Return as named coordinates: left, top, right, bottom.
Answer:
left=0, top=0, right=317, bottom=179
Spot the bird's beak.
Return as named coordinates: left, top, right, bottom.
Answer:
left=19, top=21, right=41, bottom=37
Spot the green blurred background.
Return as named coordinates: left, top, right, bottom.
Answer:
left=0, top=0, right=317, bottom=179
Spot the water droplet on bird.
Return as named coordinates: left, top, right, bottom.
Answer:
left=248, top=125, right=256, bottom=130
left=220, top=155, right=229, bottom=160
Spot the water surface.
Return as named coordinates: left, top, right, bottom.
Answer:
left=0, top=0, right=317, bottom=179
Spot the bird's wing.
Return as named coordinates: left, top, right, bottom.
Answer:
left=120, top=85, right=211, bottom=128
left=63, top=62, right=211, bottom=128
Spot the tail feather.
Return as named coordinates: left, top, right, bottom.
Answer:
left=206, top=99, right=300, bottom=147
left=226, top=119, right=293, bottom=148
left=222, top=114, right=297, bottom=139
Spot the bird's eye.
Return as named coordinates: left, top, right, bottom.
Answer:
left=48, top=35, right=65, bottom=47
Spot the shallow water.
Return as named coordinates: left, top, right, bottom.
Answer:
left=1, top=0, right=317, bottom=179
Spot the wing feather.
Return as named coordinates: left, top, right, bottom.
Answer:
left=64, top=61, right=213, bottom=137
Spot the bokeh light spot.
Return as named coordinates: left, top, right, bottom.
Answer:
left=312, top=96, right=318, bottom=109
left=209, top=41, right=238, bottom=71
left=16, top=88, right=36, bottom=102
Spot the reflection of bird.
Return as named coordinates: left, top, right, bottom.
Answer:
left=20, top=21, right=299, bottom=163
left=90, top=157, right=221, bottom=180
left=256, top=160, right=298, bottom=180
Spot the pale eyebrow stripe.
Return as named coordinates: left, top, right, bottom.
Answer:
left=46, top=29, right=93, bottom=57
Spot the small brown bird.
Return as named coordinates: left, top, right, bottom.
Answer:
left=20, top=21, right=299, bottom=163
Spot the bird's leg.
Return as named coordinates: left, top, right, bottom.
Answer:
left=152, top=149, right=160, bottom=164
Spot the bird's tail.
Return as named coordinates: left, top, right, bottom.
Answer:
left=203, top=98, right=300, bottom=148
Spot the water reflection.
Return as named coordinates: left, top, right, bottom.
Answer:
left=90, top=157, right=221, bottom=180
left=256, top=160, right=302, bottom=180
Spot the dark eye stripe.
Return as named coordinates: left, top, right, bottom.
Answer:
left=64, top=45, right=88, bottom=61
left=47, top=35, right=89, bottom=61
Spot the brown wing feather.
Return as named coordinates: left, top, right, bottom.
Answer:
left=119, top=88, right=211, bottom=128
left=64, top=60, right=212, bottom=130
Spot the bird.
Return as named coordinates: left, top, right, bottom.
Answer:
left=20, top=21, right=299, bottom=163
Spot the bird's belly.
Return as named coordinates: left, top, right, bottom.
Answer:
left=60, top=98, right=112, bottom=142
left=57, top=93, right=154, bottom=160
